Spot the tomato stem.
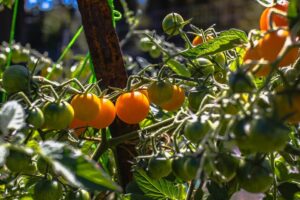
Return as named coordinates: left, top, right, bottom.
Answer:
left=6, top=0, right=19, bottom=68
left=46, top=26, right=84, bottom=80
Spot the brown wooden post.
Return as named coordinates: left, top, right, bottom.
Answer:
left=77, top=0, right=137, bottom=189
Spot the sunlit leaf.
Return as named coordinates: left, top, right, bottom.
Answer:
left=181, top=29, right=248, bottom=59
left=40, top=141, right=122, bottom=192
left=134, top=169, right=186, bottom=200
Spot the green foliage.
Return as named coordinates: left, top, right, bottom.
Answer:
left=134, top=169, right=186, bottom=200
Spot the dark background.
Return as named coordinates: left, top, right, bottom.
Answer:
left=0, top=0, right=263, bottom=60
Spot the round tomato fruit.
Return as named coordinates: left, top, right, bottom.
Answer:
left=237, top=159, right=273, bottom=193
left=258, top=29, right=299, bottom=68
left=88, top=98, right=116, bottom=129
left=6, top=148, right=32, bottom=173
left=260, top=3, right=288, bottom=31
left=33, top=179, right=63, bottom=200
left=148, top=156, right=172, bottom=179
left=27, top=106, right=45, bottom=129
left=43, top=101, right=74, bottom=130
left=249, top=117, right=290, bottom=152
left=71, top=93, right=100, bottom=121
left=149, top=46, right=161, bottom=59
left=172, top=156, right=190, bottom=181
left=188, top=88, right=209, bottom=112
left=147, top=81, right=174, bottom=106
left=188, top=57, right=215, bottom=77
left=66, top=189, right=90, bottom=200
left=139, top=37, right=153, bottom=52
left=2, top=65, right=31, bottom=94
left=183, top=156, right=200, bottom=181
left=160, top=85, right=185, bottom=111
left=115, top=91, right=149, bottom=124
left=162, top=13, right=184, bottom=36
left=213, top=153, right=238, bottom=182
left=184, top=118, right=210, bottom=143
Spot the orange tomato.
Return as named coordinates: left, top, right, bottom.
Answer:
left=192, top=35, right=213, bottom=46
left=161, top=85, right=185, bottom=111
left=243, top=45, right=271, bottom=77
left=258, top=29, right=298, bottom=68
left=69, top=118, right=88, bottom=136
left=115, top=91, right=150, bottom=124
left=70, top=93, right=100, bottom=121
left=88, top=98, right=116, bottom=129
left=260, top=3, right=288, bottom=31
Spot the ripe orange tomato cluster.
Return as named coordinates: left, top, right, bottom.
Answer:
left=69, top=82, right=186, bottom=135
left=244, top=29, right=299, bottom=77
left=243, top=1, right=298, bottom=77
left=69, top=93, right=116, bottom=136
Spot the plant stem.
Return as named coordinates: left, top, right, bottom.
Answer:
left=46, top=26, right=84, bottom=79
left=186, top=180, right=196, bottom=200
left=6, top=0, right=19, bottom=67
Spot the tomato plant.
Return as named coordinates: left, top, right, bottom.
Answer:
left=1, top=0, right=300, bottom=199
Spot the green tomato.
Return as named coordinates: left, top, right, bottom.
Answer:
left=147, top=81, right=174, bottom=106
left=42, top=101, right=74, bottom=130
left=66, top=189, right=91, bottom=200
left=187, top=87, right=209, bottom=112
left=172, top=156, right=190, bottom=181
left=189, top=57, right=215, bottom=77
left=33, top=179, right=63, bottom=200
left=184, top=118, right=210, bottom=143
left=162, top=13, right=184, bottom=36
left=248, top=117, right=290, bottom=153
left=229, top=70, right=256, bottom=93
left=212, top=52, right=226, bottom=70
left=148, top=156, right=172, bottom=179
left=183, top=156, right=200, bottom=181
left=6, top=149, right=33, bottom=173
left=0, top=54, right=7, bottom=69
left=2, top=65, right=31, bottom=94
left=149, top=46, right=161, bottom=59
left=237, top=159, right=273, bottom=193
left=139, top=37, right=153, bottom=52
left=213, top=153, right=238, bottom=182
left=27, top=107, right=45, bottom=129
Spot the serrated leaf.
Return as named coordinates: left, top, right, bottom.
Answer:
left=0, top=101, right=25, bottom=136
left=166, top=59, right=191, bottom=77
left=134, top=169, right=186, bottom=200
left=181, top=29, right=248, bottom=59
left=40, top=141, right=121, bottom=192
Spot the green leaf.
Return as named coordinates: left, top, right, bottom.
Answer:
left=40, top=141, right=121, bottom=192
left=134, top=169, right=186, bottom=200
left=166, top=59, right=191, bottom=77
left=0, top=101, right=25, bottom=136
left=181, top=29, right=248, bottom=59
